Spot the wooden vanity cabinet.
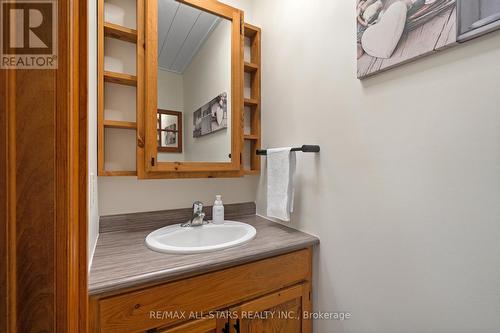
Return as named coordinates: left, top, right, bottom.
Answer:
left=229, top=284, right=310, bottom=333
left=89, top=248, right=313, bottom=333
left=156, top=317, right=220, bottom=333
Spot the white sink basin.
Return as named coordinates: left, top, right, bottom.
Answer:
left=145, top=221, right=257, bottom=254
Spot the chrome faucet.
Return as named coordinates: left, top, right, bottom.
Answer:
left=181, top=201, right=208, bottom=227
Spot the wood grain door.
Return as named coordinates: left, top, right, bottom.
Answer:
left=1, top=0, right=88, bottom=331
left=229, top=284, right=311, bottom=333
left=157, top=317, right=224, bottom=333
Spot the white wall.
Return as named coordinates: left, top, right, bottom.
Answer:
left=98, top=176, right=258, bottom=215
left=87, top=0, right=99, bottom=271
left=158, top=69, right=184, bottom=111
left=158, top=69, right=185, bottom=162
left=251, top=1, right=500, bottom=332
left=183, top=20, right=232, bottom=162
left=97, top=0, right=258, bottom=216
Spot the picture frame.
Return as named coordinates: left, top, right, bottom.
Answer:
left=157, top=109, right=183, bottom=153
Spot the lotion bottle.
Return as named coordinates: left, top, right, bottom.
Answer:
left=212, top=195, right=224, bottom=224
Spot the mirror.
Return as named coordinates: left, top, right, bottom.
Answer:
left=155, top=0, right=233, bottom=163
left=145, top=0, right=242, bottom=175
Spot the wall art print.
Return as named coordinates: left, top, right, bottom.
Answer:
left=193, top=92, right=228, bottom=138
left=357, top=0, right=500, bottom=78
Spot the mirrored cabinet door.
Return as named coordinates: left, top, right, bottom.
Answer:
left=144, top=0, right=243, bottom=175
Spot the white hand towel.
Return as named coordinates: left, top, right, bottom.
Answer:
left=267, top=147, right=296, bottom=221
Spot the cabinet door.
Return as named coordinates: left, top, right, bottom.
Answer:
left=230, top=283, right=311, bottom=333
left=157, top=317, right=223, bottom=333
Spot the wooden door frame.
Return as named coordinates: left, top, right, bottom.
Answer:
left=1, top=0, right=88, bottom=331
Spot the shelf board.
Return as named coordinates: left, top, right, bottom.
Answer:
left=103, top=120, right=137, bottom=130
left=244, top=62, right=259, bottom=73
left=244, top=134, right=259, bottom=141
left=104, top=71, right=137, bottom=86
left=244, top=98, right=259, bottom=107
left=100, top=170, right=137, bottom=177
left=244, top=23, right=260, bottom=38
left=104, top=22, right=137, bottom=43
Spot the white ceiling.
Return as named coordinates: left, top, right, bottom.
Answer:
left=158, top=0, right=221, bottom=74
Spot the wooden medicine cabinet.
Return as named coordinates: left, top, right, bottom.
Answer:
left=98, top=0, right=261, bottom=179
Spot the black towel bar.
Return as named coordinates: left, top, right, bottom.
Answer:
left=256, top=145, right=320, bottom=156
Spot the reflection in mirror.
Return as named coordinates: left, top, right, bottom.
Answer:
left=157, top=0, right=232, bottom=163
left=157, top=110, right=182, bottom=153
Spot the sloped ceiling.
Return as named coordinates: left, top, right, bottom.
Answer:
left=158, top=0, right=221, bottom=74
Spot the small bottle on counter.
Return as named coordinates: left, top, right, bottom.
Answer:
left=212, top=195, right=224, bottom=224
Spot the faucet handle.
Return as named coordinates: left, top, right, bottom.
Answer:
left=192, top=201, right=203, bottom=214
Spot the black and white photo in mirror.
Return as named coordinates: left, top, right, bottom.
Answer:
left=193, top=92, right=228, bottom=138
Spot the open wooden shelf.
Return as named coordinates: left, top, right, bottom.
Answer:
left=103, top=120, right=137, bottom=130
left=242, top=23, right=262, bottom=176
left=244, top=23, right=259, bottom=38
left=244, top=62, right=259, bottom=73
left=104, top=71, right=137, bottom=86
left=244, top=134, right=259, bottom=140
left=104, top=22, right=137, bottom=43
left=244, top=98, right=259, bottom=107
left=98, top=0, right=143, bottom=177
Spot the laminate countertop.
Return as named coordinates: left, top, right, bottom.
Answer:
left=88, top=215, right=319, bottom=295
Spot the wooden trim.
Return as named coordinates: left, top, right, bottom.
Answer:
left=244, top=134, right=258, bottom=140
left=134, top=170, right=243, bottom=179
left=7, top=69, right=15, bottom=333
left=0, top=57, right=5, bottom=333
left=157, top=109, right=183, bottom=153
left=103, top=71, right=137, bottom=86
left=136, top=0, right=146, bottom=178
left=104, top=22, right=137, bottom=43
left=144, top=0, right=244, bottom=176
left=100, top=170, right=137, bottom=177
left=57, top=0, right=86, bottom=330
left=178, top=0, right=239, bottom=20
left=144, top=0, right=158, bottom=172
left=103, top=120, right=137, bottom=130
left=97, top=0, right=105, bottom=175
left=78, top=0, right=89, bottom=331
left=2, top=60, right=16, bottom=333
left=1, top=0, right=87, bottom=330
